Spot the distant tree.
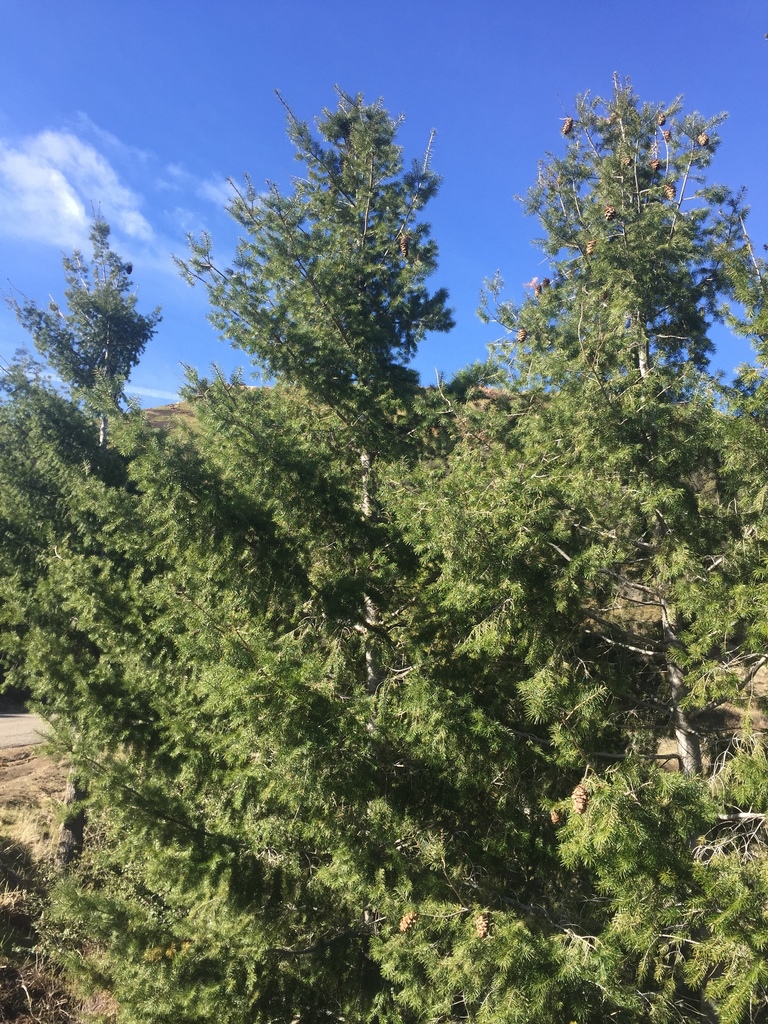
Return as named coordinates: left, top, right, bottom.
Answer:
left=7, top=218, right=160, bottom=444
left=0, top=354, right=115, bottom=690
left=3, top=219, right=159, bottom=862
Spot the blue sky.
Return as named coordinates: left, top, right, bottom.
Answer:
left=1, top=0, right=765, bottom=405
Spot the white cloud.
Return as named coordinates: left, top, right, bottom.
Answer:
left=162, top=162, right=232, bottom=207
left=196, top=176, right=232, bottom=207
left=170, top=206, right=202, bottom=233
left=0, top=130, right=153, bottom=247
left=125, top=385, right=181, bottom=402
left=72, top=112, right=151, bottom=165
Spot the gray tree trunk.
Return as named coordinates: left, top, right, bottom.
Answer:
left=55, top=776, right=86, bottom=869
left=661, top=599, right=702, bottom=775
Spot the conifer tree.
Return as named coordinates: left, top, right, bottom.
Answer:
left=0, top=354, right=118, bottom=690
left=4, top=220, right=160, bottom=861
left=1, top=216, right=160, bottom=698
left=7, top=218, right=160, bottom=444
left=476, top=75, right=765, bottom=775
left=178, top=88, right=453, bottom=694
left=428, top=77, right=768, bottom=1020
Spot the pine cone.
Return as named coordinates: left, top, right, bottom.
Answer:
left=585, top=239, right=597, bottom=256
left=474, top=912, right=491, bottom=938
left=399, top=910, right=418, bottom=933
left=697, top=132, right=710, bottom=147
left=541, top=277, right=551, bottom=289
left=534, top=283, right=542, bottom=298
left=663, top=182, right=676, bottom=201
left=604, top=205, right=617, bottom=221
left=662, top=129, right=672, bottom=143
left=562, top=117, right=574, bottom=136
left=516, top=327, right=528, bottom=343
left=572, top=783, right=589, bottom=814
left=550, top=808, right=562, bottom=825
left=649, top=158, right=661, bottom=172
left=398, top=233, right=410, bottom=260
left=657, top=112, right=667, bottom=127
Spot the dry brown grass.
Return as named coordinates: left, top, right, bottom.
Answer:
left=143, top=399, right=197, bottom=431
left=0, top=963, right=78, bottom=1023
left=0, top=748, right=101, bottom=1023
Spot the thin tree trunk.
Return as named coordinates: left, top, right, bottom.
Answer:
left=637, top=341, right=650, bottom=378
left=363, top=594, right=383, bottom=698
left=360, top=450, right=384, bottom=698
left=661, top=599, right=702, bottom=775
left=55, top=776, right=86, bottom=869
left=667, top=657, right=703, bottom=775
left=99, top=413, right=109, bottom=448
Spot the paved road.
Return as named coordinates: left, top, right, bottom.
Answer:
left=0, top=713, right=48, bottom=749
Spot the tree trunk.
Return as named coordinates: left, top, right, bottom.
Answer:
left=55, top=775, right=86, bottom=869
left=661, top=600, right=702, bottom=775
left=667, top=657, right=703, bottom=775
left=360, top=450, right=384, bottom=698
left=99, top=413, right=109, bottom=448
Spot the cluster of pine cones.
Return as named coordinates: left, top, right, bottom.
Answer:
left=397, top=910, right=492, bottom=938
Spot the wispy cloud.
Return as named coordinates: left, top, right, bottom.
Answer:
left=163, top=163, right=232, bottom=207
left=72, top=112, right=152, bottom=165
left=126, top=384, right=181, bottom=402
left=196, top=177, right=233, bottom=207
left=0, top=130, right=153, bottom=248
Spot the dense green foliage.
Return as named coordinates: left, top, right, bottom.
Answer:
left=2, top=83, right=768, bottom=1023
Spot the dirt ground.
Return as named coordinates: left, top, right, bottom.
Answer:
left=0, top=746, right=69, bottom=885
left=0, top=746, right=68, bottom=811
left=0, top=748, right=75, bottom=1023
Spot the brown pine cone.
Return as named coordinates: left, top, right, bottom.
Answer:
left=572, top=783, right=589, bottom=814
left=399, top=910, right=418, bottom=933
left=474, top=912, right=491, bottom=938
left=562, top=117, right=574, bottom=136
